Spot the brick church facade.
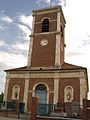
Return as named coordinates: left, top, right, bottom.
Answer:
left=3, top=6, right=88, bottom=113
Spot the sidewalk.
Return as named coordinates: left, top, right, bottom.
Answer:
left=0, top=116, right=17, bottom=120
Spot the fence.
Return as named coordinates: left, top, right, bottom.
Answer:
left=0, top=100, right=25, bottom=118
left=38, top=103, right=83, bottom=119
left=83, top=99, right=90, bottom=120
left=0, top=100, right=3, bottom=109
left=38, top=103, right=54, bottom=116
left=64, top=103, right=83, bottom=118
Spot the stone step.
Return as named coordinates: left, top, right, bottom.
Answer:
left=50, top=112, right=67, bottom=117
left=37, top=116, right=68, bottom=120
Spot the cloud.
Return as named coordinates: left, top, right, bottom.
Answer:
left=0, top=40, right=7, bottom=46
left=0, top=62, right=11, bottom=94
left=12, top=42, right=29, bottom=51
left=36, top=0, right=51, bottom=6
left=0, top=51, right=27, bottom=67
left=45, top=0, right=50, bottom=3
left=0, top=25, right=7, bottom=31
left=1, top=15, right=13, bottom=23
left=38, top=0, right=66, bottom=6
left=18, top=15, right=32, bottom=29
left=81, top=35, right=90, bottom=46
left=59, top=0, right=66, bottom=6
left=17, top=24, right=31, bottom=40
left=66, top=51, right=82, bottom=57
left=36, top=0, right=42, bottom=5
left=0, top=10, right=5, bottom=13
left=65, top=45, right=90, bottom=68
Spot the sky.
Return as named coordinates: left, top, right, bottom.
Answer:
left=0, top=0, right=90, bottom=98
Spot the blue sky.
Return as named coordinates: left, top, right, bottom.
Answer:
left=0, top=0, right=90, bottom=98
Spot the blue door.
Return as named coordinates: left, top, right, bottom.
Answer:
left=35, top=91, right=47, bottom=104
left=35, top=84, right=47, bottom=115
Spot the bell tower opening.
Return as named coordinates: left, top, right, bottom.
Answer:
left=42, top=18, right=49, bottom=32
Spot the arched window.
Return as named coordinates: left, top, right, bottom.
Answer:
left=36, top=84, right=47, bottom=91
left=64, top=86, right=74, bottom=102
left=42, top=18, right=49, bottom=32
left=12, top=85, right=20, bottom=100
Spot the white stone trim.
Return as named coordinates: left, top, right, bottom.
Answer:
left=27, top=14, right=35, bottom=67
left=7, top=71, right=85, bottom=79
left=41, top=17, right=50, bottom=22
left=31, top=14, right=35, bottom=34
left=35, top=19, right=57, bottom=24
left=80, top=78, right=86, bottom=105
left=54, top=78, right=59, bottom=104
left=32, top=82, right=49, bottom=104
left=27, top=36, right=33, bottom=67
left=57, top=10, right=60, bottom=32
left=33, top=9, right=58, bottom=15
left=55, top=34, right=61, bottom=67
left=23, top=78, right=29, bottom=112
left=32, top=31, right=60, bottom=36
left=63, top=27, right=65, bottom=61
left=3, top=77, right=10, bottom=101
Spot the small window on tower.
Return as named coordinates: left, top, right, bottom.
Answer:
left=42, top=18, right=49, bottom=32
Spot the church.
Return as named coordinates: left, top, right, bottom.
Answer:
left=3, top=5, right=88, bottom=113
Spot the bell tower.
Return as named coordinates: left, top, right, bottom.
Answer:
left=27, top=6, right=66, bottom=68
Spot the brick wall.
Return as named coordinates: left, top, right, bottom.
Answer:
left=58, top=78, right=80, bottom=102
left=34, top=12, right=57, bottom=34
left=30, top=96, right=62, bottom=120
left=34, top=21, right=57, bottom=33
left=31, top=34, right=56, bottom=67
left=7, top=78, right=25, bottom=101
left=27, top=78, right=54, bottom=112
left=31, top=97, right=38, bottom=120
left=35, top=12, right=57, bottom=22
left=83, top=99, right=90, bottom=120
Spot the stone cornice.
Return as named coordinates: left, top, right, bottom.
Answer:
left=32, top=5, right=66, bottom=24
left=6, top=69, right=86, bottom=79
left=32, top=6, right=62, bottom=14
left=30, top=31, right=60, bottom=37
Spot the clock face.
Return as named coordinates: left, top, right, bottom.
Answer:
left=40, top=39, right=48, bottom=46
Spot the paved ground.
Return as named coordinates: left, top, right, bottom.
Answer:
left=0, top=114, right=30, bottom=120
left=0, top=116, right=82, bottom=120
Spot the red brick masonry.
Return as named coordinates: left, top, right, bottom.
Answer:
left=83, top=99, right=90, bottom=120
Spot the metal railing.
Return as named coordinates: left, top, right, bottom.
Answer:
left=0, top=101, right=25, bottom=119
left=38, top=103, right=55, bottom=116
left=64, top=104, right=83, bottom=119
left=0, top=100, right=3, bottom=109
left=38, top=103, right=83, bottom=119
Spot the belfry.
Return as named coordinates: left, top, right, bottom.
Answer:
left=4, top=6, right=88, bottom=113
